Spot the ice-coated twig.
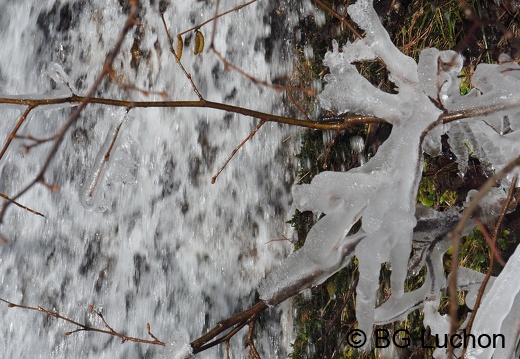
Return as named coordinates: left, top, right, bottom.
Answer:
left=81, top=118, right=125, bottom=209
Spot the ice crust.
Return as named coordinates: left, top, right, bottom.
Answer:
left=259, top=0, right=520, bottom=356
left=160, top=332, right=193, bottom=359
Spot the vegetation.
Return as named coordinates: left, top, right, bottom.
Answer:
left=288, top=1, right=520, bottom=357
left=1, top=0, right=520, bottom=358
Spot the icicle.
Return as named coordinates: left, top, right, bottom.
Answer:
left=47, top=62, right=77, bottom=94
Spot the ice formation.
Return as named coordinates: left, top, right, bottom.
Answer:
left=259, top=0, right=520, bottom=357
left=160, top=332, right=193, bottom=359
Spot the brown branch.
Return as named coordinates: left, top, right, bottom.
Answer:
left=0, top=192, right=45, bottom=218
left=447, top=156, right=520, bottom=357
left=0, top=95, right=384, bottom=131
left=475, top=217, right=506, bottom=267
left=287, top=89, right=312, bottom=121
left=323, top=130, right=340, bottom=170
left=212, top=46, right=316, bottom=96
left=210, top=0, right=221, bottom=56
left=438, top=96, right=520, bottom=123
left=461, top=175, right=517, bottom=358
left=313, top=0, right=363, bottom=40
left=0, top=0, right=139, bottom=225
left=12, top=133, right=61, bottom=153
left=161, top=14, right=204, bottom=100
left=190, top=245, right=366, bottom=355
left=3, top=91, right=518, bottom=139
left=0, top=105, right=35, bottom=160
left=177, top=0, right=257, bottom=37
left=2, top=93, right=516, bottom=144
left=108, top=70, right=168, bottom=98
left=265, top=235, right=292, bottom=244
left=211, top=119, right=266, bottom=184
left=245, top=316, right=261, bottom=359
left=0, top=298, right=165, bottom=346
left=202, top=0, right=315, bottom=98
left=190, top=301, right=268, bottom=354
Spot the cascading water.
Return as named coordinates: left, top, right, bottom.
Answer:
left=0, top=1, right=306, bottom=357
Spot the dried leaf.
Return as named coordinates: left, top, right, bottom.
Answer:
left=176, top=35, right=183, bottom=61
left=194, top=30, right=204, bottom=55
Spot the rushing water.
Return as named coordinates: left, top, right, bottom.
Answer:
left=0, top=1, right=306, bottom=357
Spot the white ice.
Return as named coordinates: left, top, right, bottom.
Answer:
left=161, top=332, right=193, bottom=359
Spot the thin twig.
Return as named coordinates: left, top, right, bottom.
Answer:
left=287, top=89, right=312, bottom=121
left=210, top=0, right=221, bottom=54
left=265, top=235, right=293, bottom=244
left=15, top=134, right=60, bottom=153
left=313, top=0, right=363, bottom=39
left=108, top=70, right=168, bottom=98
left=245, top=316, right=261, bottom=359
left=0, top=105, right=35, bottom=160
left=211, top=119, right=266, bottom=184
left=323, top=130, right=340, bottom=170
left=474, top=217, right=506, bottom=267
left=177, top=0, right=257, bottom=37
left=0, top=298, right=165, bottom=346
left=190, top=301, right=268, bottom=353
left=204, top=0, right=314, bottom=97
left=161, top=14, right=204, bottom=100
left=447, top=156, right=520, bottom=357
left=0, top=192, right=45, bottom=218
left=211, top=46, right=316, bottom=96
left=461, top=176, right=518, bottom=358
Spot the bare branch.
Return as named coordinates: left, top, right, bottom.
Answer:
left=0, top=297, right=165, bottom=346
left=160, top=14, right=204, bottom=100
left=461, top=175, right=518, bottom=358
left=313, top=0, right=363, bottom=40
left=0, top=192, right=45, bottom=218
left=287, top=90, right=312, bottom=121
left=245, top=316, right=261, bottom=359
left=447, top=156, right=520, bottom=356
left=177, top=0, right=257, bottom=37
left=212, top=119, right=266, bottom=184
left=190, top=301, right=268, bottom=354
left=439, top=97, right=520, bottom=123
left=0, top=105, right=35, bottom=160
left=108, top=70, right=168, bottom=98
left=475, top=217, right=506, bottom=267
left=15, top=134, right=59, bottom=153
left=0, top=95, right=385, bottom=131
left=211, top=46, right=316, bottom=96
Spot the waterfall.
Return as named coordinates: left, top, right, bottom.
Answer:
left=0, top=1, right=302, bottom=357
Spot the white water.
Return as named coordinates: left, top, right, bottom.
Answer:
left=0, top=1, right=302, bottom=357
